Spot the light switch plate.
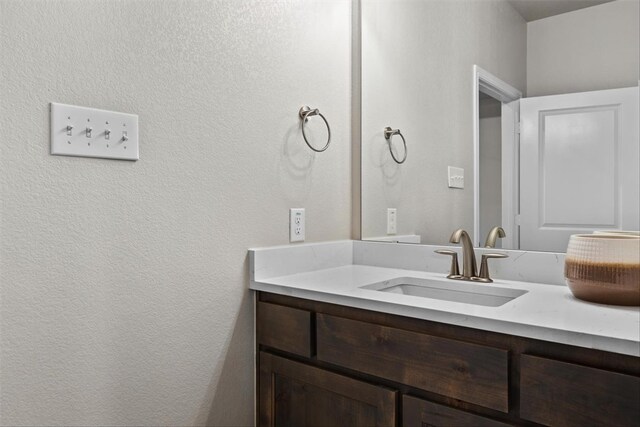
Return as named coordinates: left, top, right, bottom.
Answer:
left=50, top=102, right=139, bottom=161
left=448, top=166, right=464, bottom=189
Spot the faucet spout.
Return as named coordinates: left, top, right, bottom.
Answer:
left=449, top=229, right=477, bottom=279
left=484, top=226, right=506, bottom=248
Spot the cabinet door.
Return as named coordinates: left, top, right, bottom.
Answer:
left=259, top=352, right=396, bottom=427
left=520, top=354, right=640, bottom=426
left=403, top=396, right=511, bottom=427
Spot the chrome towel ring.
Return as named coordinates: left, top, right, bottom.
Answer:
left=384, top=126, right=407, bottom=164
left=299, top=106, right=331, bottom=152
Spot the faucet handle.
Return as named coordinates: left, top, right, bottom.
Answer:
left=434, top=249, right=461, bottom=278
left=474, top=253, right=509, bottom=283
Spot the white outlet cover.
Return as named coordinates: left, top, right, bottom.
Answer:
left=448, top=166, right=464, bottom=189
left=50, top=102, right=139, bottom=161
left=387, top=208, right=397, bottom=235
left=289, top=208, right=305, bottom=243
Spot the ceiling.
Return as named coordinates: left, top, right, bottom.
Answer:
left=507, top=0, right=616, bottom=22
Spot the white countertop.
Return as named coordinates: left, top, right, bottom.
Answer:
left=251, top=261, right=640, bottom=357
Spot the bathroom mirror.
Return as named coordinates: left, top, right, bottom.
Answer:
left=360, top=0, right=640, bottom=252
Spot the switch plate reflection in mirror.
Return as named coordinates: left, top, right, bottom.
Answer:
left=448, top=166, right=464, bottom=189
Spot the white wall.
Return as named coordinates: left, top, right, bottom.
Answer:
left=361, top=0, right=526, bottom=244
left=0, top=1, right=352, bottom=425
left=527, top=0, right=640, bottom=97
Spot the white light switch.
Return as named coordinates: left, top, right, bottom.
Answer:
left=50, top=102, right=139, bottom=161
left=448, top=166, right=464, bottom=189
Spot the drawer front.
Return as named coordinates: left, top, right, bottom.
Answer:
left=317, top=314, right=509, bottom=412
left=403, top=395, right=511, bottom=427
left=257, top=302, right=312, bottom=357
left=520, top=354, right=640, bottom=426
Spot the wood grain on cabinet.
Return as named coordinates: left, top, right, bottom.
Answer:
left=520, top=354, right=640, bottom=426
left=259, top=351, right=397, bottom=427
left=257, top=292, right=640, bottom=427
left=316, top=314, right=510, bottom=413
left=257, top=302, right=312, bottom=357
left=403, top=395, right=512, bottom=427
left=260, top=292, right=640, bottom=378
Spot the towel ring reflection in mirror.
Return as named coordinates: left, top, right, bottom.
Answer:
left=299, top=106, right=331, bottom=152
left=384, top=127, right=407, bottom=164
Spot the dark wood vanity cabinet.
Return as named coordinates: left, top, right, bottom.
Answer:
left=256, top=292, right=640, bottom=427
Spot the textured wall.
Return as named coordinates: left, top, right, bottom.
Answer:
left=361, top=0, right=526, bottom=244
left=527, top=0, right=640, bottom=97
left=0, top=1, right=351, bottom=425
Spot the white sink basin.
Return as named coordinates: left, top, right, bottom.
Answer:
left=360, top=277, right=527, bottom=307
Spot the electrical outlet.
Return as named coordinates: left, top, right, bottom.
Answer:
left=448, top=166, right=464, bottom=189
left=289, top=208, right=305, bottom=242
left=387, top=208, right=397, bottom=235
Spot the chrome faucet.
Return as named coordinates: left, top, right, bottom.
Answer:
left=484, top=226, right=506, bottom=248
left=449, top=229, right=477, bottom=279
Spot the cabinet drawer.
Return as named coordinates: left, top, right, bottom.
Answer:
left=403, top=395, right=511, bottom=427
left=257, top=302, right=312, bottom=357
left=520, top=354, right=640, bottom=426
left=317, top=314, right=509, bottom=412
